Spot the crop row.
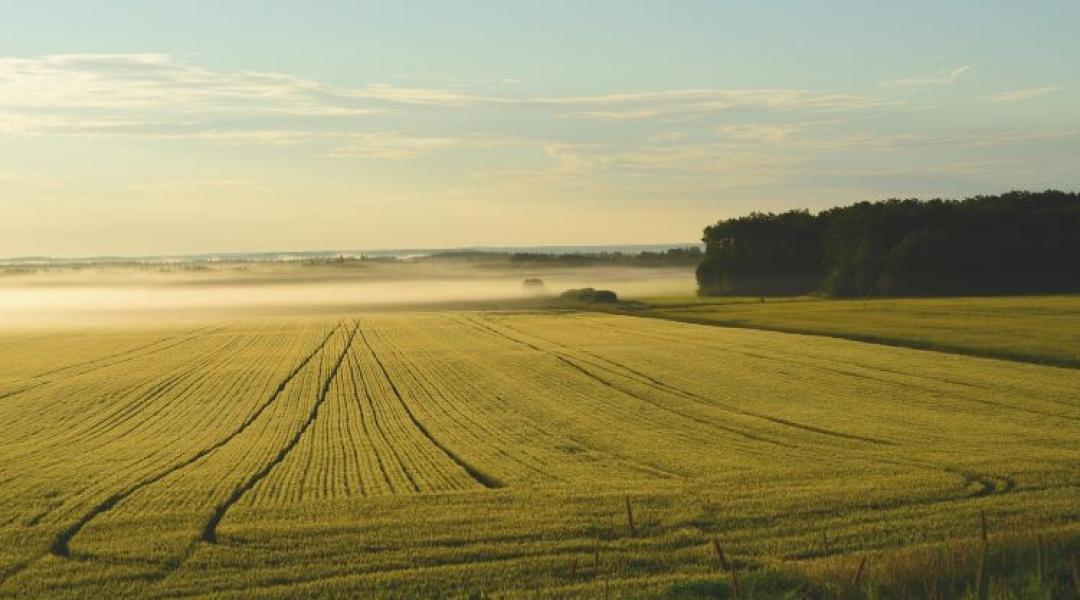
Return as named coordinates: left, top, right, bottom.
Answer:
left=0, top=312, right=1077, bottom=597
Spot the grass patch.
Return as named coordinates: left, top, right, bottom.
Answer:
left=649, top=529, right=1080, bottom=599
left=621, top=295, right=1080, bottom=368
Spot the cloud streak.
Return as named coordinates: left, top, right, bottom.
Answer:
left=0, top=54, right=368, bottom=113
left=882, top=65, right=972, bottom=89
left=546, top=89, right=887, bottom=120
left=0, top=53, right=892, bottom=142
left=2, top=52, right=1074, bottom=228
left=327, top=132, right=507, bottom=159
left=987, top=86, right=1064, bottom=103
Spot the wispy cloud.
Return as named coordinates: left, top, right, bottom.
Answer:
left=392, top=73, right=524, bottom=89
left=328, top=132, right=461, bottom=159
left=882, top=65, right=973, bottom=89
left=0, top=53, right=894, bottom=143
left=327, top=132, right=511, bottom=159
left=716, top=123, right=803, bottom=143
left=146, top=129, right=327, bottom=146
left=708, top=121, right=1080, bottom=152
left=479, top=140, right=806, bottom=195
left=546, top=89, right=887, bottom=120
left=7, top=52, right=1066, bottom=215
left=0, top=53, right=518, bottom=116
left=0, top=54, right=370, bottom=114
left=986, top=86, right=1064, bottom=103
left=799, top=129, right=1080, bottom=150
left=0, top=112, right=159, bottom=136
left=469, top=119, right=1080, bottom=201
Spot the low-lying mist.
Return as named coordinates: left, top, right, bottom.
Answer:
left=0, top=261, right=695, bottom=327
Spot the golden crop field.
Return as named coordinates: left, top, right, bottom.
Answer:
left=631, top=295, right=1080, bottom=368
left=1, top=312, right=1078, bottom=598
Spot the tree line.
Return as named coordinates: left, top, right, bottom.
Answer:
left=697, top=190, right=1080, bottom=297
left=428, top=247, right=703, bottom=267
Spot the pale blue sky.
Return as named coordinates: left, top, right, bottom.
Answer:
left=2, top=1, right=1078, bottom=256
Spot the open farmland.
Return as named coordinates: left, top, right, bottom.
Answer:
left=630, top=295, right=1080, bottom=368
left=0, top=312, right=1078, bottom=598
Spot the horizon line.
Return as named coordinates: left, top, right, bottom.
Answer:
left=0, top=242, right=704, bottom=265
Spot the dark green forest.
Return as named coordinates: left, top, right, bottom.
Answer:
left=697, top=190, right=1080, bottom=297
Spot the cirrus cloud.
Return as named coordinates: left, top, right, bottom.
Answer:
left=0, top=53, right=893, bottom=142
left=987, top=86, right=1064, bottom=103
left=882, top=65, right=973, bottom=89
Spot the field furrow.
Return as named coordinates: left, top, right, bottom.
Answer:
left=1, top=311, right=1077, bottom=598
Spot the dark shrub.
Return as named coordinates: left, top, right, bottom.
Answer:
left=559, top=288, right=618, bottom=303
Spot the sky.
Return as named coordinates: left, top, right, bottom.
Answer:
left=1, top=1, right=1078, bottom=257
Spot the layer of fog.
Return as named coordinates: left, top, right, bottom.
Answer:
left=0, top=262, right=694, bottom=327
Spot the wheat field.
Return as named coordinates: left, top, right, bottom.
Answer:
left=631, top=295, right=1080, bottom=367
left=1, top=312, right=1077, bottom=597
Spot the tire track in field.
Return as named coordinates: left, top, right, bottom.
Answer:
left=548, top=344, right=836, bottom=445
left=832, top=450, right=1019, bottom=504
left=69, top=334, right=251, bottom=450
left=366, top=325, right=559, bottom=485
left=0, top=325, right=226, bottom=405
left=5, top=332, right=268, bottom=481
left=9, top=329, right=260, bottom=475
left=44, top=323, right=343, bottom=559
left=0, top=381, right=50, bottom=401
left=522, top=317, right=897, bottom=446
left=153, top=533, right=734, bottom=599
left=0, top=560, right=33, bottom=589
left=442, top=315, right=684, bottom=480
left=31, top=323, right=223, bottom=380
left=355, top=327, right=502, bottom=490
left=579, top=348, right=895, bottom=447
left=463, top=316, right=792, bottom=448
left=892, top=459, right=1016, bottom=499
left=91, top=331, right=266, bottom=446
left=596, top=319, right=1079, bottom=422
left=505, top=319, right=894, bottom=444
left=349, top=346, right=424, bottom=494
left=200, top=321, right=358, bottom=543
left=340, top=352, right=393, bottom=495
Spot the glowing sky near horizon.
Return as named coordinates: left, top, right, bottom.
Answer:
left=2, top=0, right=1078, bottom=257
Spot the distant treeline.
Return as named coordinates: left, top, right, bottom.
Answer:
left=697, top=190, right=1080, bottom=297
left=427, top=247, right=703, bottom=267
left=1, top=248, right=704, bottom=274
